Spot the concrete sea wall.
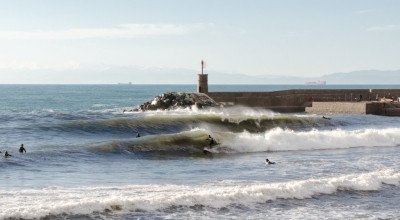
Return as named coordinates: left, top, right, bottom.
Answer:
left=305, top=102, right=367, bottom=114
left=206, top=89, right=400, bottom=115
left=305, top=102, right=400, bottom=116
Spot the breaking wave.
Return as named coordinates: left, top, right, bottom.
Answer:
left=87, top=127, right=400, bottom=155
left=2, top=106, right=331, bottom=137
left=1, top=168, right=398, bottom=219
left=48, top=113, right=317, bottom=135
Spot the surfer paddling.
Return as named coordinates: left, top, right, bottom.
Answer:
left=265, top=158, right=275, bottom=165
left=322, top=116, right=331, bottom=120
left=4, top=151, right=11, bottom=157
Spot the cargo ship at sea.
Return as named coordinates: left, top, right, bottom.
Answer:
left=304, top=80, right=326, bottom=85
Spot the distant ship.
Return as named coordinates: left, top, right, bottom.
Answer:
left=117, top=82, right=132, bottom=85
left=305, top=80, right=326, bottom=85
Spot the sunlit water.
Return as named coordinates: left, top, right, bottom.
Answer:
left=1, top=85, right=399, bottom=219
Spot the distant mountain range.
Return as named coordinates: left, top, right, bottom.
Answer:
left=208, top=69, right=400, bottom=84
left=319, top=70, right=400, bottom=84
left=97, top=68, right=400, bottom=84
left=1, top=67, right=399, bottom=84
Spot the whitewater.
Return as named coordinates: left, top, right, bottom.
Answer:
left=1, top=84, right=400, bottom=219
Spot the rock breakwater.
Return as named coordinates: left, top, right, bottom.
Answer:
left=125, top=92, right=218, bottom=112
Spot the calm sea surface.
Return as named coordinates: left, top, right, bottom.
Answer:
left=1, top=84, right=399, bottom=219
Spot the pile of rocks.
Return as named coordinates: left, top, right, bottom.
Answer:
left=126, top=92, right=219, bottom=112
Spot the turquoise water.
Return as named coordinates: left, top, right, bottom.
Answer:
left=1, top=84, right=400, bottom=219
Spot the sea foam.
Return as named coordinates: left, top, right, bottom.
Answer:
left=216, top=127, right=400, bottom=153
left=1, top=168, right=398, bottom=219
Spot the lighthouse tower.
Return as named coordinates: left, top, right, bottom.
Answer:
left=197, top=60, right=208, bottom=93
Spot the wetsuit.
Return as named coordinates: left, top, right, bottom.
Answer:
left=209, top=137, right=214, bottom=148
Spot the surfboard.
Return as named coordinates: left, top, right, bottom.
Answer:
left=203, top=147, right=214, bottom=154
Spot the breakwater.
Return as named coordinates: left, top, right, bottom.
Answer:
left=207, top=89, right=400, bottom=115
left=305, top=102, right=400, bottom=116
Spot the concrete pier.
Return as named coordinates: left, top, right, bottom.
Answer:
left=305, top=101, right=400, bottom=116
left=206, top=89, right=400, bottom=116
left=305, top=102, right=367, bottom=114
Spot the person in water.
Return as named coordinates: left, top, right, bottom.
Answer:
left=136, top=133, right=141, bottom=138
left=265, top=158, right=275, bottom=165
left=322, top=116, right=331, bottom=120
left=207, top=135, right=214, bottom=148
left=19, top=144, right=26, bottom=153
left=4, top=151, right=11, bottom=157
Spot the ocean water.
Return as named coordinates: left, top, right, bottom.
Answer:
left=0, top=84, right=400, bottom=219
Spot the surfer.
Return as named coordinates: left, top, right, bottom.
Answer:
left=136, top=133, right=140, bottom=138
left=4, top=151, right=11, bottom=157
left=265, top=158, right=275, bottom=165
left=207, top=135, right=214, bottom=148
left=19, top=144, right=26, bottom=153
left=203, top=135, right=215, bottom=155
left=322, top=116, right=331, bottom=120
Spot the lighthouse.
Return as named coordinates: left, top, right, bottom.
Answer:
left=197, top=60, right=208, bottom=93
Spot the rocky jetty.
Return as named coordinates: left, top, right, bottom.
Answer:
left=125, top=92, right=219, bottom=112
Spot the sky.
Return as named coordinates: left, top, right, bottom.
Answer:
left=0, top=0, right=399, bottom=84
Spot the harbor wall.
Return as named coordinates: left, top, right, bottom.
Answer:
left=305, top=102, right=400, bottom=116
left=305, top=102, right=367, bottom=114
left=206, top=89, right=400, bottom=115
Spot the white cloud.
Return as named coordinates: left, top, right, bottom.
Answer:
left=367, top=24, right=400, bottom=32
left=0, top=23, right=210, bottom=40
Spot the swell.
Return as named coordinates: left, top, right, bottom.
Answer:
left=3, top=113, right=333, bottom=137
left=87, top=127, right=400, bottom=156
left=3, top=126, right=398, bottom=170
left=1, top=168, right=398, bottom=219
left=4, top=126, right=399, bottom=161
left=87, top=130, right=210, bottom=156
left=5, top=106, right=390, bottom=144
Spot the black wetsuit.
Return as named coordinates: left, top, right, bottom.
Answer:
left=266, top=159, right=275, bottom=165
left=209, top=137, right=214, bottom=148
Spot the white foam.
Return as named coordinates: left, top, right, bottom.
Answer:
left=1, top=168, right=398, bottom=219
left=134, top=105, right=278, bottom=119
left=218, top=127, right=400, bottom=153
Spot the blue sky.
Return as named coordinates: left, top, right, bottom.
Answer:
left=0, top=0, right=399, bottom=83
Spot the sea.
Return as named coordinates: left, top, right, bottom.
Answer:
left=1, top=84, right=400, bottom=220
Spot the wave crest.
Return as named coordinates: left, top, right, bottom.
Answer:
left=1, top=168, right=398, bottom=219
left=87, top=126, right=400, bottom=156
left=222, top=127, right=400, bottom=153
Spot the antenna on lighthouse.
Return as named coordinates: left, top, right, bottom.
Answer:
left=201, top=60, right=204, bottom=75
left=197, top=59, right=208, bottom=93
left=201, top=60, right=206, bottom=75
